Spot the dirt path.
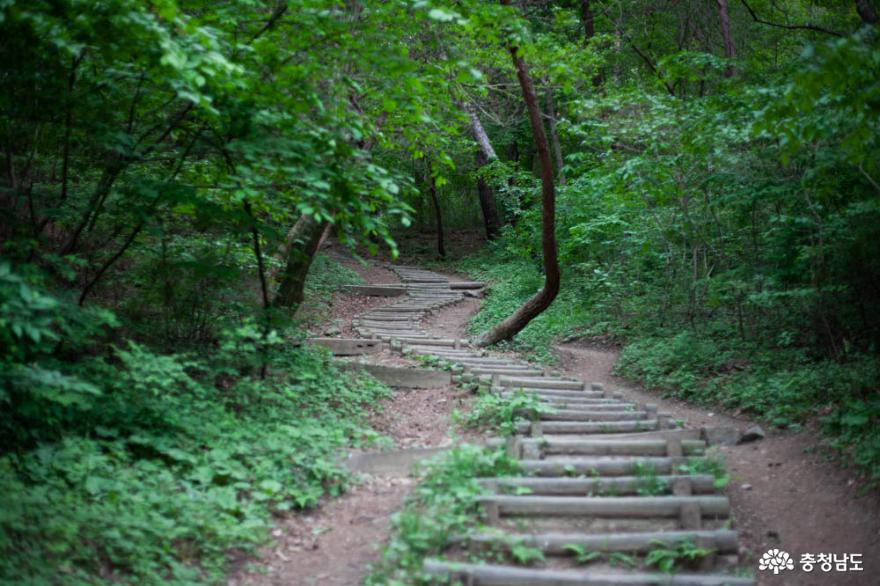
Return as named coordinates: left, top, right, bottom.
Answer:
left=234, top=250, right=879, bottom=585
left=229, top=257, right=479, bottom=586
left=556, top=341, right=880, bottom=586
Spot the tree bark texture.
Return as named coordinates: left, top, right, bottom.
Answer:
left=272, top=213, right=328, bottom=309
left=476, top=1, right=561, bottom=346
left=465, top=103, right=502, bottom=239
left=716, top=0, right=737, bottom=77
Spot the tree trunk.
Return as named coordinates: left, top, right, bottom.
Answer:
left=475, top=150, right=502, bottom=239
left=716, top=0, right=737, bottom=77
left=545, top=89, right=566, bottom=185
left=465, top=103, right=502, bottom=239
left=580, top=0, right=604, bottom=87
left=272, top=213, right=327, bottom=309
left=856, top=0, right=878, bottom=25
left=476, top=1, right=561, bottom=346
left=427, top=162, right=446, bottom=258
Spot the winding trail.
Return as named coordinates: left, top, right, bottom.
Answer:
left=353, top=265, right=754, bottom=586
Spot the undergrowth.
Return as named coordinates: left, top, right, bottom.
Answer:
left=460, top=389, right=553, bottom=436
left=0, top=262, right=389, bottom=584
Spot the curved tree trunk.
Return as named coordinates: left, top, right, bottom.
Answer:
left=476, top=1, right=561, bottom=346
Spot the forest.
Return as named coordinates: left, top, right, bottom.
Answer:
left=1, top=0, right=879, bottom=584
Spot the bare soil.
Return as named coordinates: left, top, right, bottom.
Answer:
left=556, top=340, right=880, bottom=586
left=228, top=476, right=412, bottom=586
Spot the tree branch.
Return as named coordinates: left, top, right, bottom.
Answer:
left=738, top=0, right=843, bottom=37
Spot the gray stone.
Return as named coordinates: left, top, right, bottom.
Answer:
left=701, top=425, right=740, bottom=446
left=738, top=425, right=766, bottom=444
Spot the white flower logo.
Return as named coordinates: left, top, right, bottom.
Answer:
left=759, top=549, right=794, bottom=574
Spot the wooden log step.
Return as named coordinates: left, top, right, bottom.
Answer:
left=525, top=401, right=638, bottom=411
left=358, top=315, right=414, bottom=321
left=479, top=474, right=718, bottom=496
left=503, top=397, right=625, bottom=408
left=471, top=368, right=546, bottom=377
left=515, top=421, right=659, bottom=435
left=359, top=328, right=426, bottom=335
left=357, top=324, right=421, bottom=330
left=403, top=346, right=474, bottom=356
left=540, top=410, right=648, bottom=422
left=574, top=429, right=702, bottom=442
left=305, top=338, right=382, bottom=356
left=342, top=285, right=406, bottom=296
left=478, top=495, right=729, bottom=518
left=423, top=560, right=754, bottom=585
left=462, top=528, right=740, bottom=555
left=517, top=456, right=687, bottom=476
left=536, top=403, right=640, bottom=413
left=497, top=387, right=606, bottom=399
left=499, top=377, right=584, bottom=390
left=396, top=337, right=469, bottom=347
left=457, top=356, right=531, bottom=368
left=522, top=438, right=706, bottom=457
left=448, top=281, right=486, bottom=289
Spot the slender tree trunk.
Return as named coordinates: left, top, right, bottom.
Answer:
left=856, top=0, right=878, bottom=25
left=716, top=0, right=737, bottom=77
left=475, top=150, right=501, bottom=239
left=580, top=0, right=604, bottom=87
left=272, top=213, right=327, bottom=309
left=476, top=1, right=561, bottom=346
left=427, top=162, right=446, bottom=258
left=464, top=103, right=502, bottom=239
left=545, top=89, right=566, bottom=185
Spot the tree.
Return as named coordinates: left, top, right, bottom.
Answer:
left=426, top=161, right=446, bottom=258
left=465, top=102, right=502, bottom=239
left=475, top=0, right=561, bottom=346
left=716, top=0, right=737, bottom=76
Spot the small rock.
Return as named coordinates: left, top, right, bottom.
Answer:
left=738, top=425, right=766, bottom=444
left=707, top=412, right=715, bottom=417
left=462, top=290, right=483, bottom=298
left=741, top=483, right=753, bottom=491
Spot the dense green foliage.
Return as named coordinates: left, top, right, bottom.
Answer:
left=0, top=262, right=389, bottom=583
left=3, top=0, right=880, bottom=582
